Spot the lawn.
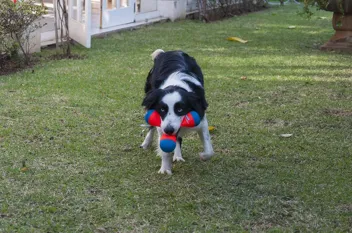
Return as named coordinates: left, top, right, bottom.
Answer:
left=1, top=4, right=352, bottom=232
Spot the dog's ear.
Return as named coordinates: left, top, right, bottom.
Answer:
left=142, top=89, right=164, bottom=109
left=186, top=91, right=208, bottom=118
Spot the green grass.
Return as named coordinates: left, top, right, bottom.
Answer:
left=1, top=4, right=352, bottom=232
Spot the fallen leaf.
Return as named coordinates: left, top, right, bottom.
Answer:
left=240, top=76, right=247, bottom=80
left=122, top=146, right=132, bottom=152
left=280, top=134, right=293, bottom=138
left=318, top=16, right=327, bottom=19
left=288, top=26, right=296, bottom=29
left=227, top=37, right=248, bottom=43
left=208, top=126, right=215, bottom=132
left=20, top=167, right=29, bottom=172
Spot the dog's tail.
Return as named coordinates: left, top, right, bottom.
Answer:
left=151, top=49, right=164, bottom=61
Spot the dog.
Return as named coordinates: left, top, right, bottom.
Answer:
left=140, top=49, right=214, bottom=175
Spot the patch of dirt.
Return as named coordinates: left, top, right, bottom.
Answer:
left=0, top=53, right=86, bottom=76
left=243, top=221, right=275, bottom=232
left=0, top=213, right=12, bottom=218
left=186, top=4, right=267, bottom=22
left=338, top=204, right=352, bottom=213
left=0, top=56, right=36, bottom=76
left=263, top=119, right=290, bottom=127
left=49, top=53, right=86, bottom=60
left=235, top=101, right=250, bottom=108
left=323, top=109, right=352, bottom=117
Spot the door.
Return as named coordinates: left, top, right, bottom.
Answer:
left=101, top=0, right=135, bottom=28
left=68, top=0, right=91, bottom=48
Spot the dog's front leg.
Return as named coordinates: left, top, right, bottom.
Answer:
left=140, top=126, right=155, bottom=149
left=198, top=115, right=214, bottom=161
left=173, top=137, right=185, bottom=162
left=156, top=127, right=172, bottom=174
left=159, top=152, right=173, bottom=175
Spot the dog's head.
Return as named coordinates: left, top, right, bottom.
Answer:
left=142, top=86, right=206, bottom=135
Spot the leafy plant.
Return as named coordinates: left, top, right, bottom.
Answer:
left=196, top=0, right=265, bottom=22
left=0, top=0, right=46, bottom=65
left=302, top=0, right=347, bottom=17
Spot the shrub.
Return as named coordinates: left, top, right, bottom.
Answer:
left=196, top=0, right=266, bottom=22
left=0, top=0, right=46, bottom=65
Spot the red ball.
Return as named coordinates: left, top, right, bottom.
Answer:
left=181, top=111, right=201, bottom=127
left=145, top=109, right=161, bottom=126
left=160, top=134, right=177, bottom=152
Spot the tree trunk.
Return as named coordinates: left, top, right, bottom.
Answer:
left=14, top=33, right=30, bottom=65
left=57, top=0, right=71, bottom=57
left=53, top=0, right=60, bottom=52
left=61, top=0, right=71, bottom=57
left=197, top=0, right=209, bottom=22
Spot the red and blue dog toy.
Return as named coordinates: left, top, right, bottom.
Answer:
left=144, top=110, right=201, bottom=152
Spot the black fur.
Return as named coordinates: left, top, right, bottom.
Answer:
left=177, top=136, right=183, bottom=148
left=142, top=51, right=208, bottom=118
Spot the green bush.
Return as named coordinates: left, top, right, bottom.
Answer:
left=0, top=0, right=46, bottom=65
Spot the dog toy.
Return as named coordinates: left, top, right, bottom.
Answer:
left=144, top=110, right=201, bottom=152
left=159, top=134, right=177, bottom=153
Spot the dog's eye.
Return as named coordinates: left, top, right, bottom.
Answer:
left=177, top=108, right=183, bottom=113
left=160, top=108, right=166, bottom=112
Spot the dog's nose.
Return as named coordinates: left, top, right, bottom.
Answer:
left=164, top=125, right=175, bottom=135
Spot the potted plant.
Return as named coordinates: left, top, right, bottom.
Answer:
left=304, top=0, right=352, bottom=52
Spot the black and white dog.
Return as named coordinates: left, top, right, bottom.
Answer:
left=141, top=49, right=214, bottom=174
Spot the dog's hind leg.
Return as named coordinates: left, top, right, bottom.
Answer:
left=197, top=115, right=214, bottom=161
left=140, top=126, right=155, bottom=150
left=173, top=137, right=185, bottom=162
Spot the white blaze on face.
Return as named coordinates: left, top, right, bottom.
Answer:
left=160, top=72, right=192, bottom=92
left=160, top=92, right=183, bottom=135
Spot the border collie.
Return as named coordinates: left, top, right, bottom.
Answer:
left=141, top=49, right=214, bottom=175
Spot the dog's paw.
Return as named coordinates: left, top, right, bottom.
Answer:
left=140, top=143, right=149, bottom=150
left=199, top=151, right=214, bottom=161
left=158, top=167, right=172, bottom=175
left=173, top=156, right=185, bottom=162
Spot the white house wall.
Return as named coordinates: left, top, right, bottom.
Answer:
left=33, top=0, right=199, bottom=50
left=158, top=0, right=187, bottom=21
